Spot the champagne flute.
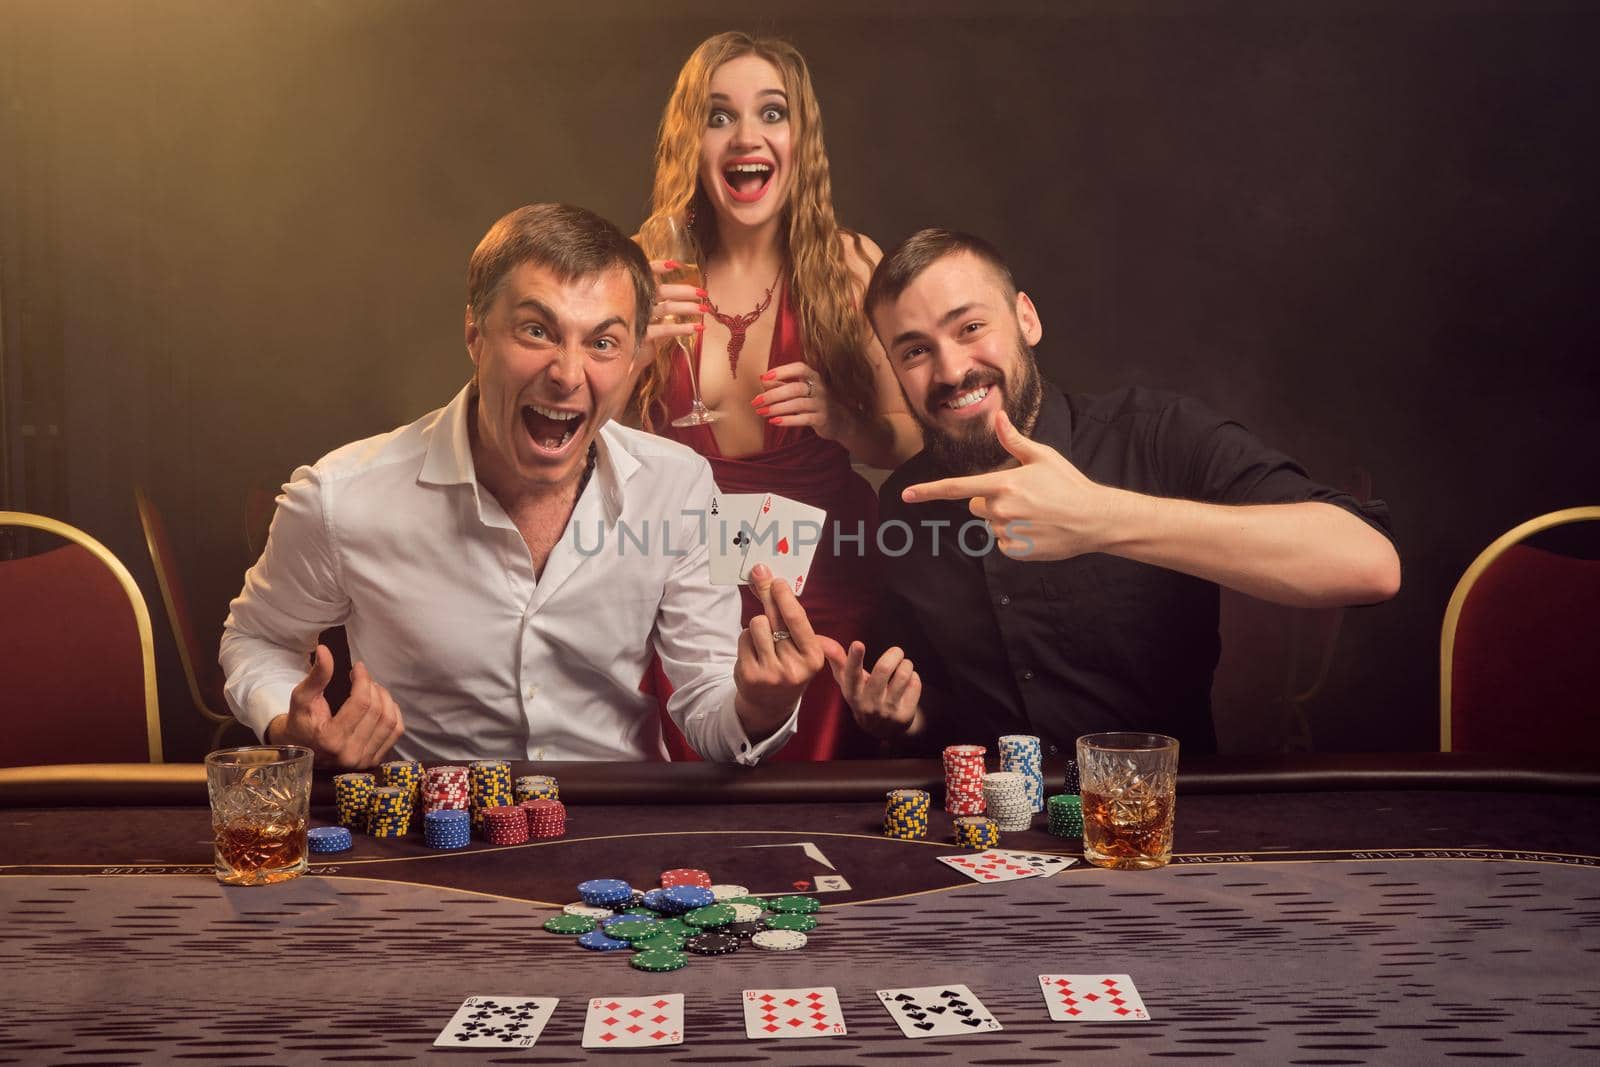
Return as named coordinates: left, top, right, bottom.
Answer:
left=662, top=215, right=722, bottom=427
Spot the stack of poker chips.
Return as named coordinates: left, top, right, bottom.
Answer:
left=333, top=773, right=375, bottom=832
left=981, top=771, right=1034, bottom=831
left=998, top=734, right=1046, bottom=814
left=1062, top=759, right=1081, bottom=796
left=368, top=786, right=412, bottom=837
left=661, top=867, right=713, bottom=889
left=307, top=825, right=352, bottom=853
left=953, top=815, right=1001, bottom=850
left=380, top=759, right=424, bottom=818
left=481, top=804, right=530, bottom=845
left=942, top=745, right=987, bottom=814
left=883, top=788, right=931, bottom=839
left=422, top=765, right=470, bottom=814
left=423, top=809, right=471, bottom=849
left=469, top=760, right=514, bottom=832
left=521, top=798, right=567, bottom=838
left=1047, top=793, right=1085, bottom=839
left=515, top=774, right=559, bottom=803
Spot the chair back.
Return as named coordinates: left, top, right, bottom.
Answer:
left=135, top=489, right=233, bottom=729
left=1442, top=507, right=1600, bottom=753
left=0, top=512, right=162, bottom=765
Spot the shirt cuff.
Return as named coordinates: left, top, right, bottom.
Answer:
left=226, top=680, right=297, bottom=745
left=727, top=697, right=801, bottom=766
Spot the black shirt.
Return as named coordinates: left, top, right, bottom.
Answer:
left=875, top=382, right=1393, bottom=756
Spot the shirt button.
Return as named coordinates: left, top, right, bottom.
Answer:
left=524, top=685, right=537, bottom=700
left=998, top=595, right=1011, bottom=606
left=535, top=749, right=546, bottom=760
left=1021, top=669, right=1035, bottom=681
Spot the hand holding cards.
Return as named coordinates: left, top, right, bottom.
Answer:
left=708, top=493, right=826, bottom=596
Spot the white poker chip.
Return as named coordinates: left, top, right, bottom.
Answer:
left=729, top=902, right=765, bottom=922
left=751, top=929, right=807, bottom=951
left=709, top=884, right=750, bottom=901
left=562, top=903, right=615, bottom=919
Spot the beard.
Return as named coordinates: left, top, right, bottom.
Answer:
left=917, top=340, right=1045, bottom=478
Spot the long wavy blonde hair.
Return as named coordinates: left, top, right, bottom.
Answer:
left=631, top=31, right=875, bottom=431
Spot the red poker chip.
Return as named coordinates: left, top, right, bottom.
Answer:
left=660, top=868, right=713, bottom=888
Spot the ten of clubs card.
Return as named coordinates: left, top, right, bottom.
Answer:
left=433, top=995, right=558, bottom=1048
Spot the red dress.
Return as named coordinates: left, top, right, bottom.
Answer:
left=653, top=284, right=881, bottom=760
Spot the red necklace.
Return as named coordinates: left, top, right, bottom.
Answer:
left=702, top=267, right=781, bottom=375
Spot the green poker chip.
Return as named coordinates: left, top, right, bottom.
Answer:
left=653, top=918, right=694, bottom=938
left=543, top=914, right=597, bottom=935
left=632, top=932, right=687, bottom=951
left=763, top=912, right=817, bottom=932
left=605, top=919, right=661, bottom=943
left=631, top=947, right=688, bottom=972
left=720, top=895, right=766, bottom=908
left=682, top=904, right=736, bottom=928
left=619, top=906, right=661, bottom=918
left=768, top=895, right=820, bottom=914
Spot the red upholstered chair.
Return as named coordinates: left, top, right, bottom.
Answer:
left=1, top=512, right=163, bottom=766
left=1441, top=507, right=1600, bottom=753
left=136, top=489, right=251, bottom=750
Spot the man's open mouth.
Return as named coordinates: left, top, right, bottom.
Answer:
left=722, top=159, right=774, bottom=203
left=522, top=402, right=585, bottom=454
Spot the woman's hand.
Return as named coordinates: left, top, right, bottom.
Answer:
left=752, top=361, right=855, bottom=442
left=645, top=259, right=707, bottom=348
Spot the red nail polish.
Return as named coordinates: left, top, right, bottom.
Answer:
left=694, top=323, right=705, bottom=332
left=752, top=395, right=766, bottom=406
left=663, top=259, right=680, bottom=270
left=756, top=406, right=770, bottom=416
left=694, top=287, right=708, bottom=298
left=697, top=303, right=712, bottom=313
left=760, top=371, right=775, bottom=381
left=771, top=416, right=784, bottom=425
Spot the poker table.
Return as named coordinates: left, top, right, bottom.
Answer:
left=3, top=754, right=1599, bottom=1064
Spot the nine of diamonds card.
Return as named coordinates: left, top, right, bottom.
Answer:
left=582, top=994, right=685, bottom=1048
left=1038, top=974, right=1152, bottom=1021
left=876, top=983, right=1002, bottom=1038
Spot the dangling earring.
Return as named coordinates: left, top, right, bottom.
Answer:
left=686, top=202, right=697, bottom=229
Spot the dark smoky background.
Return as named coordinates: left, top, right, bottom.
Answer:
left=2, top=0, right=1595, bottom=759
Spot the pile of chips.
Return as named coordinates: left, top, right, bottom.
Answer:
left=424, top=809, right=471, bottom=849
left=981, top=771, right=1034, bottom=831
left=369, top=785, right=412, bottom=837
left=307, top=825, right=352, bottom=853
left=521, top=797, right=566, bottom=838
left=380, top=760, right=423, bottom=818
left=482, top=804, right=530, bottom=846
left=998, top=735, right=1045, bottom=814
left=470, top=761, right=515, bottom=830
left=334, top=772, right=375, bottom=832
left=1047, top=793, right=1084, bottom=839
left=883, top=788, right=930, bottom=839
left=423, top=765, right=470, bottom=814
left=942, top=745, right=987, bottom=814
left=1062, top=759, right=1081, bottom=796
left=515, top=775, right=559, bottom=803
left=544, top=872, right=820, bottom=970
left=953, top=815, right=1001, bottom=849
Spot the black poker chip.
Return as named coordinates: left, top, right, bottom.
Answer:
left=1062, top=759, right=1081, bottom=795
left=685, top=932, right=741, bottom=956
left=723, top=922, right=763, bottom=939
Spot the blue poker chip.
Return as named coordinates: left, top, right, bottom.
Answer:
left=307, top=826, right=352, bottom=853
left=577, top=878, right=635, bottom=906
left=641, top=888, right=671, bottom=912
left=577, top=929, right=631, bottom=951
left=659, top=886, right=715, bottom=914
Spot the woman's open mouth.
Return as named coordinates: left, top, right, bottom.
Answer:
left=722, top=158, right=774, bottom=204
left=521, top=402, right=585, bottom=454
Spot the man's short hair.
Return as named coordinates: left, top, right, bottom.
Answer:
left=864, top=228, right=1019, bottom=331
left=468, top=203, right=654, bottom=344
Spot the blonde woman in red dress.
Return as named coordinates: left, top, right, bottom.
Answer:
left=634, top=32, right=921, bottom=759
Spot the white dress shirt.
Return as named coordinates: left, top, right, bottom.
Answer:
left=220, top=383, right=797, bottom=764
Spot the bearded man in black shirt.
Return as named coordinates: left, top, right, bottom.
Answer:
left=814, top=229, right=1400, bottom=755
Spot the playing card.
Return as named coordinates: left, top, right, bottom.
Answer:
left=876, top=984, right=1002, bottom=1038
left=1038, top=974, right=1151, bottom=1021
left=935, top=849, right=1043, bottom=883
left=994, top=850, right=1076, bottom=877
left=812, top=874, right=851, bottom=893
left=742, top=986, right=847, bottom=1039
left=737, top=493, right=827, bottom=596
left=433, top=995, right=558, bottom=1048
left=582, top=994, right=684, bottom=1048
left=708, top=493, right=764, bottom=586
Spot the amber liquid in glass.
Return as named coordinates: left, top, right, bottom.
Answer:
left=1081, top=789, right=1175, bottom=870
left=213, top=814, right=308, bottom=886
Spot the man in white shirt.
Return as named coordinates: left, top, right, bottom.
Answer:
left=221, top=203, right=824, bottom=768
